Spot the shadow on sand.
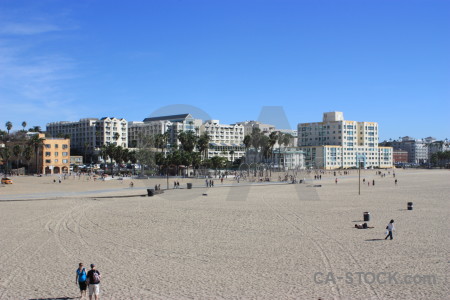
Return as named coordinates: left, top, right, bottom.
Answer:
left=29, top=297, right=76, bottom=300
left=365, top=238, right=385, bottom=242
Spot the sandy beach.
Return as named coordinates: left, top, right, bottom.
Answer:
left=0, top=169, right=449, bottom=299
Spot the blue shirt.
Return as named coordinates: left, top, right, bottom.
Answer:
left=77, top=268, right=87, bottom=282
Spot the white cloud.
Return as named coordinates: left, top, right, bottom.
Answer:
left=0, top=18, right=79, bottom=127
left=0, top=22, right=60, bottom=35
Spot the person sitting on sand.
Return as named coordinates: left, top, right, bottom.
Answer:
left=355, top=223, right=374, bottom=229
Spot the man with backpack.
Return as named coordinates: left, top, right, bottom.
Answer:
left=75, top=263, right=87, bottom=298
left=87, top=263, right=101, bottom=300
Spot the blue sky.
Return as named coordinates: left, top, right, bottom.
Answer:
left=0, top=0, right=449, bottom=141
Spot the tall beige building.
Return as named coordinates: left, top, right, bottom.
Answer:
left=200, top=120, right=245, bottom=161
left=46, top=117, right=128, bottom=152
left=36, top=134, right=71, bottom=174
left=298, top=112, right=393, bottom=169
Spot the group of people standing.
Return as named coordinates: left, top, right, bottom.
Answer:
left=76, top=263, right=101, bottom=299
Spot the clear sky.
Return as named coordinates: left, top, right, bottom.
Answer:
left=0, top=0, right=449, bottom=141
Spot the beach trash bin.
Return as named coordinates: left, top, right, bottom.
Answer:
left=363, top=212, right=370, bottom=222
left=407, top=202, right=413, bottom=210
left=147, top=189, right=155, bottom=197
left=187, top=183, right=192, bottom=189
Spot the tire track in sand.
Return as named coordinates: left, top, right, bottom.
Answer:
left=261, top=194, right=342, bottom=300
left=267, top=192, right=382, bottom=300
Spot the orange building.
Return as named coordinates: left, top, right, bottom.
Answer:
left=38, top=134, right=71, bottom=174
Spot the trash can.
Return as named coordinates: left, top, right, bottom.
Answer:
left=147, top=189, right=155, bottom=197
left=407, top=202, right=413, bottom=210
left=363, top=212, right=370, bottom=222
left=187, top=183, right=192, bottom=189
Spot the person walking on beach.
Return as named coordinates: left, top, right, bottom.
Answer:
left=75, top=263, right=87, bottom=298
left=395, top=179, right=398, bottom=186
left=87, top=264, right=101, bottom=300
left=385, top=220, right=395, bottom=240
left=335, top=178, right=338, bottom=184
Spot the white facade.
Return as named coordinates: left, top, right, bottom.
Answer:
left=46, top=117, right=128, bottom=152
left=236, top=120, right=276, bottom=137
left=128, top=120, right=172, bottom=148
left=133, top=114, right=202, bottom=147
left=200, top=120, right=245, bottom=161
left=272, top=147, right=305, bottom=170
left=298, top=112, right=393, bottom=169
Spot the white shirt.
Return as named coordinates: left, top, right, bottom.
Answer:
left=387, top=223, right=395, bottom=231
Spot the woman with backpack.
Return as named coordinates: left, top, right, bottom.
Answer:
left=75, top=263, right=87, bottom=298
left=87, top=263, right=101, bottom=300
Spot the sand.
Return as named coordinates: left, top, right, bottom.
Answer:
left=0, top=169, right=449, bottom=299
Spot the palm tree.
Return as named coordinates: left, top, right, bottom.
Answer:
left=23, top=146, right=33, bottom=174
left=0, top=146, right=12, bottom=175
left=229, top=150, right=235, bottom=164
left=268, top=131, right=278, bottom=163
left=178, top=131, right=198, bottom=153
left=28, top=134, right=45, bottom=174
left=5, top=121, right=12, bottom=134
left=243, top=135, right=251, bottom=162
left=99, top=145, right=108, bottom=171
left=178, top=131, right=198, bottom=177
left=113, top=132, right=120, bottom=145
left=197, top=132, right=210, bottom=160
left=21, top=121, right=27, bottom=132
left=259, top=135, right=270, bottom=162
left=83, top=142, right=90, bottom=165
left=13, top=144, right=22, bottom=170
left=105, top=144, right=117, bottom=176
left=251, top=128, right=262, bottom=162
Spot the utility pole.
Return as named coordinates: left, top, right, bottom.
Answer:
left=358, top=161, right=362, bottom=195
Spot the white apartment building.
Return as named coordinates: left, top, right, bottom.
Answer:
left=46, top=117, right=128, bottom=152
left=298, top=112, right=393, bottom=169
left=236, top=120, right=276, bottom=137
left=129, top=114, right=202, bottom=148
left=200, top=120, right=245, bottom=161
left=128, top=120, right=172, bottom=148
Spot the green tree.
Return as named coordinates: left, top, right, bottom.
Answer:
left=21, top=121, right=27, bottom=132
left=197, top=132, right=210, bottom=160
left=28, top=134, right=45, bottom=174
left=13, top=144, right=22, bottom=170
left=113, top=132, right=120, bottom=145
left=23, top=146, right=33, bottom=174
left=243, top=134, right=252, bottom=162
left=99, top=145, right=108, bottom=172
left=105, top=144, right=117, bottom=176
left=229, top=150, right=235, bottom=163
left=5, top=121, right=12, bottom=134
left=210, top=156, right=227, bottom=170
left=178, top=130, right=198, bottom=153
left=0, top=146, right=12, bottom=175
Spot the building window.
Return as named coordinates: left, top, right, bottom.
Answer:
left=62, top=144, right=68, bottom=149
left=55, top=144, right=59, bottom=149
left=54, top=159, right=58, bottom=163
left=45, top=152, right=51, bottom=157
left=45, top=159, right=51, bottom=163
left=54, top=152, right=59, bottom=156
left=45, top=144, right=51, bottom=148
